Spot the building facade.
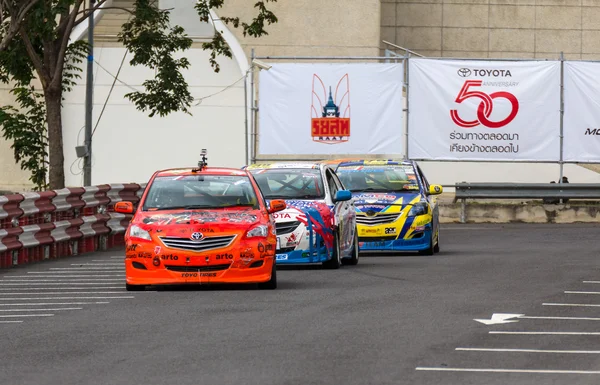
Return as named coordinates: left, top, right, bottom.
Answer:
left=2, top=0, right=600, bottom=191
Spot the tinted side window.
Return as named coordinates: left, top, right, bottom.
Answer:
left=325, top=169, right=339, bottom=198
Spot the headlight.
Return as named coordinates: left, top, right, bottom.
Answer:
left=129, top=225, right=151, bottom=240
left=408, top=202, right=428, bottom=216
left=246, top=225, right=268, bottom=238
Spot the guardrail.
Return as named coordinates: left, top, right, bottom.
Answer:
left=0, top=183, right=146, bottom=269
left=454, top=182, right=600, bottom=223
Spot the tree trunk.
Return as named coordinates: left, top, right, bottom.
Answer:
left=44, top=86, right=65, bottom=190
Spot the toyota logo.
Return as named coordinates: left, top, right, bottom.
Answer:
left=457, top=68, right=471, bottom=77
left=190, top=232, right=203, bottom=241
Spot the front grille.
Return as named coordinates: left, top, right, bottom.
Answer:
left=165, top=264, right=231, bottom=272
left=276, top=246, right=295, bottom=253
left=276, top=221, right=301, bottom=235
left=159, top=235, right=236, bottom=252
left=358, top=235, right=398, bottom=242
left=356, top=213, right=400, bottom=226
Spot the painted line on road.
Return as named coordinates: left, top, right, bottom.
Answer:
left=415, top=367, right=600, bottom=374
left=0, top=296, right=134, bottom=300
left=0, top=314, right=53, bottom=318
left=520, top=316, right=600, bottom=321
left=0, top=279, right=125, bottom=282
left=0, top=283, right=122, bottom=286
left=457, top=347, right=600, bottom=354
left=0, top=302, right=110, bottom=306
left=544, top=303, right=600, bottom=308
left=0, top=286, right=123, bottom=288
left=0, top=292, right=147, bottom=295
left=0, top=321, right=23, bottom=323
left=28, top=271, right=124, bottom=274
left=490, top=331, right=600, bottom=335
left=10, top=275, right=125, bottom=278
left=0, top=308, right=82, bottom=312
left=583, top=281, right=600, bottom=284
left=50, top=268, right=124, bottom=270
left=70, top=263, right=123, bottom=266
left=565, top=291, right=600, bottom=295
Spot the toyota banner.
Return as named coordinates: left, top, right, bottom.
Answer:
left=407, top=58, right=561, bottom=161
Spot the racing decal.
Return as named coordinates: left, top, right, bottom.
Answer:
left=142, top=211, right=259, bottom=225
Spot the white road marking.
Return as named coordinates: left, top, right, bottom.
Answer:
left=520, top=316, right=600, bottom=321
left=415, top=367, right=600, bottom=374
left=0, top=321, right=23, bottom=323
left=457, top=347, right=600, bottom=354
left=490, top=331, right=600, bottom=335
left=10, top=275, right=124, bottom=278
left=70, top=263, right=123, bottom=266
left=565, top=291, right=600, bottom=295
left=0, top=287, right=124, bottom=290
left=583, top=281, right=600, bottom=284
left=27, top=269, right=125, bottom=276
left=50, top=268, right=124, bottom=270
left=0, top=283, right=121, bottom=286
left=0, top=314, right=53, bottom=318
left=0, top=292, right=140, bottom=295
left=0, top=308, right=82, bottom=312
left=0, top=296, right=134, bottom=300
left=544, top=303, right=600, bottom=307
left=0, top=302, right=109, bottom=306
left=0, top=279, right=124, bottom=282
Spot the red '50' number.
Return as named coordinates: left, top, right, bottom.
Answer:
left=450, top=80, right=519, bottom=129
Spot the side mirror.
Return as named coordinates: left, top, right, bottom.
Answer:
left=428, top=185, right=443, bottom=195
left=268, top=199, right=286, bottom=213
left=334, top=190, right=352, bottom=202
left=115, top=201, right=134, bottom=214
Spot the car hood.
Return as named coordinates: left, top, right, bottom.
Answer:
left=134, top=209, right=263, bottom=233
left=351, top=192, right=421, bottom=214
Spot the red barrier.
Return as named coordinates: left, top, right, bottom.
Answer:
left=0, top=183, right=147, bottom=269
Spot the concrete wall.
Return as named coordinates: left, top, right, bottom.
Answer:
left=219, top=0, right=382, bottom=58
left=381, top=0, right=600, bottom=60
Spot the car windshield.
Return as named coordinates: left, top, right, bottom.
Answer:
left=250, top=168, right=325, bottom=200
left=336, top=164, right=420, bottom=193
left=142, top=175, right=259, bottom=211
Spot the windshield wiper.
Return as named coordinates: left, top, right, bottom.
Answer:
left=351, top=188, right=389, bottom=193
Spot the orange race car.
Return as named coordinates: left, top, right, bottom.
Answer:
left=115, top=151, right=286, bottom=291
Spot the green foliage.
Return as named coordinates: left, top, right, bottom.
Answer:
left=118, top=0, right=194, bottom=118
left=0, top=86, right=48, bottom=191
left=196, top=0, right=278, bottom=72
left=62, top=40, right=89, bottom=94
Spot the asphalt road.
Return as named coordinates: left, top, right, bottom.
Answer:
left=2, top=223, right=600, bottom=385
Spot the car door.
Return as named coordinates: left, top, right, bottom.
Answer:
left=332, top=169, right=356, bottom=253
left=325, top=167, right=353, bottom=253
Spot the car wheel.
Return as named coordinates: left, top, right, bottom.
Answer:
left=433, top=229, right=440, bottom=253
left=419, top=232, right=434, bottom=256
left=323, top=233, right=341, bottom=269
left=342, top=231, right=359, bottom=266
left=126, top=283, right=145, bottom=291
left=258, top=260, right=277, bottom=290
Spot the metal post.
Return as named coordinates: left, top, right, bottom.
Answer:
left=404, top=53, right=410, bottom=160
left=460, top=199, right=466, bottom=224
left=83, top=0, right=95, bottom=186
left=559, top=51, right=565, bottom=185
left=244, top=67, right=249, bottom=165
left=250, top=48, right=255, bottom=164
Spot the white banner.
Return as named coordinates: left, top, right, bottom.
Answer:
left=408, top=58, right=561, bottom=161
left=257, top=63, right=405, bottom=155
left=563, top=62, right=600, bottom=162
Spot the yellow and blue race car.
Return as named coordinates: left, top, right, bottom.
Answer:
left=333, top=159, right=443, bottom=255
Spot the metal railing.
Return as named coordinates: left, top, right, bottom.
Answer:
left=453, top=182, right=600, bottom=223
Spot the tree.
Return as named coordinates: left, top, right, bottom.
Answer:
left=0, top=0, right=277, bottom=190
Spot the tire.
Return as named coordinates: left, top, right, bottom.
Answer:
left=258, top=260, right=277, bottom=290
left=418, top=232, right=434, bottom=256
left=342, top=231, right=359, bottom=266
left=126, top=283, right=145, bottom=291
left=323, top=233, right=341, bottom=269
